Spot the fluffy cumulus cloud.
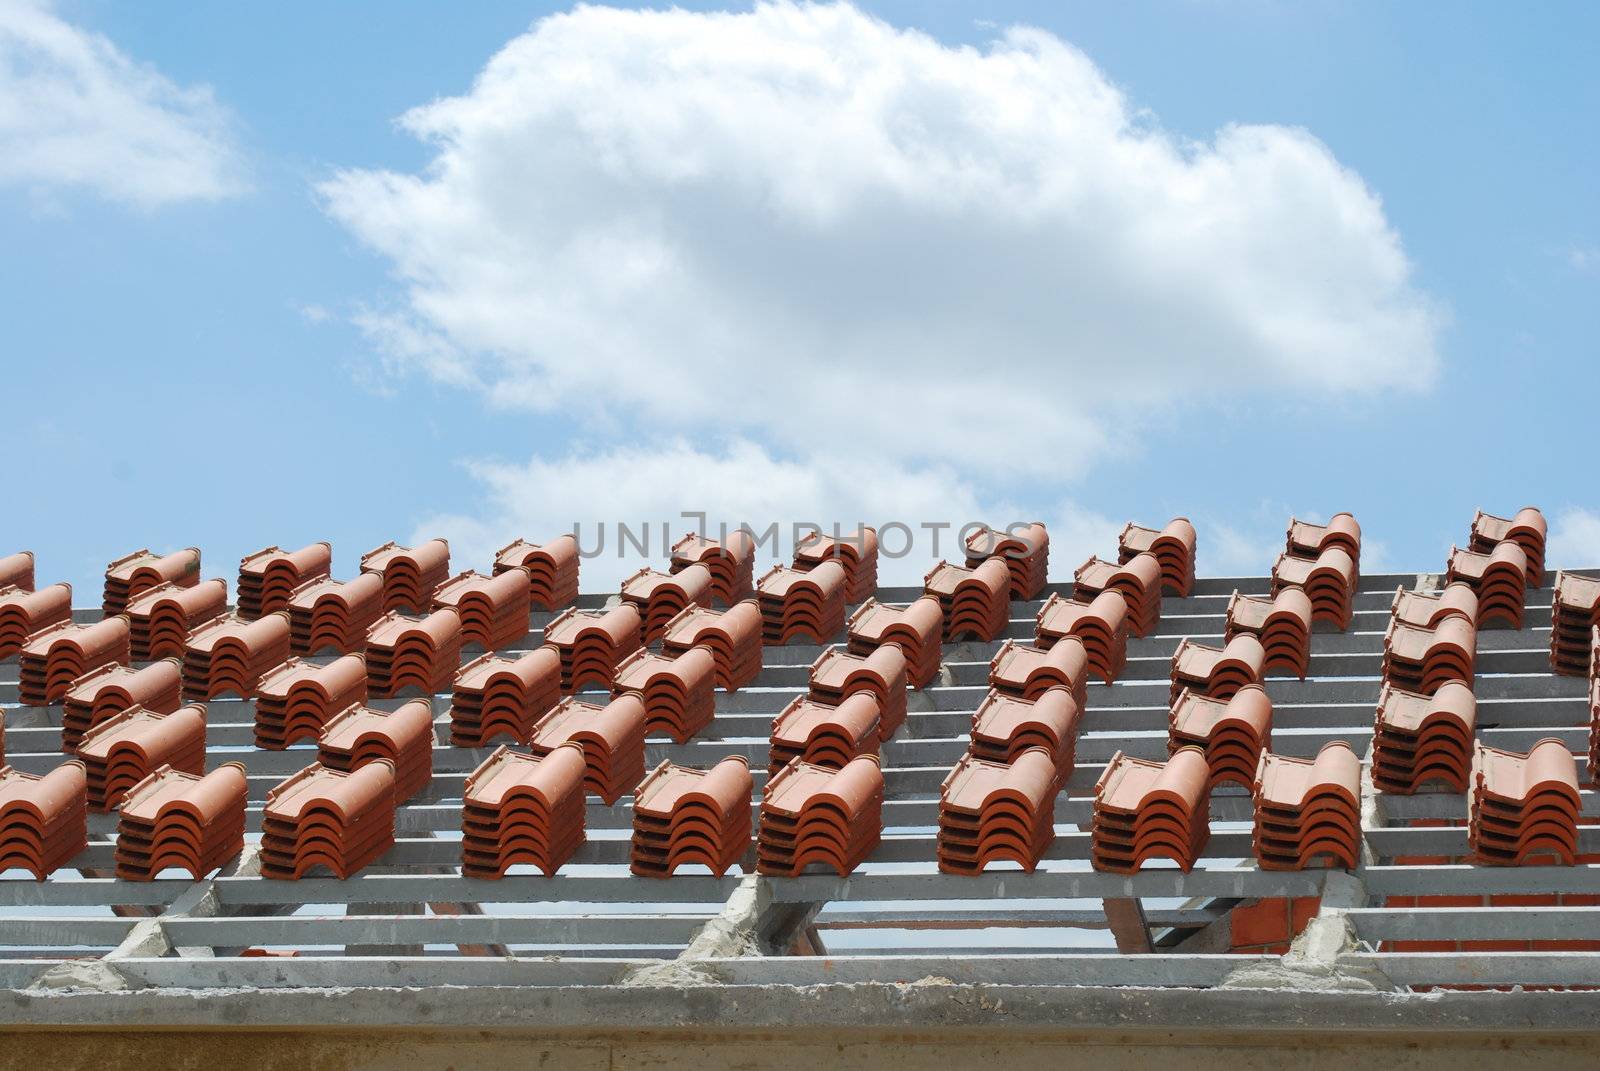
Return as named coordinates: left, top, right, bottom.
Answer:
left=1547, top=508, right=1600, bottom=569
left=325, top=1, right=1442, bottom=574
left=0, top=0, right=246, bottom=206
left=414, top=438, right=1120, bottom=588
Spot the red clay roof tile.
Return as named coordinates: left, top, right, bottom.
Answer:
left=632, top=756, right=753, bottom=878
left=756, top=754, right=883, bottom=876
left=1092, top=748, right=1210, bottom=874
left=254, top=654, right=369, bottom=749
left=988, top=637, right=1088, bottom=709
left=1551, top=572, right=1600, bottom=676
left=0, top=761, right=87, bottom=879
left=611, top=647, right=717, bottom=744
left=1119, top=518, right=1196, bottom=597
left=494, top=535, right=581, bottom=611
left=1036, top=590, right=1128, bottom=684
left=1225, top=588, right=1312, bottom=679
left=757, top=561, right=847, bottom=646
left=544, top=603, right=644, bottom=692
left=965, top=522, right=1049, bottom=601
left=1271, top=546, right=1357, bottom=630
left=795, top=527, right=879, bottom=603
left=115, top=763, right=247, bottom=881
left=181, top=611, right=291, bottom=701
left=75, top=703, right=206, bottom=812
left=1169, top=634, right=1267, bottom=706
left=363, top=607, right=463, bottom=698
left=1074, top=553, right=1162, bottom=638
left=1470, top=507, right=1546, bottom=587
left=809, top=645, right=907, bottom=740
left=0, top=551, right=34, bottom=593
left=769, top=693, right=881, bottom=774
left=20, top=617, right=131, bottom=705
left=1286, top=512, right=1361, bottom=563
left=529, top=694, right=647, bottom=804
left=1447, top=541, right=1530, bottom=629
left=621, top=564, right=714, bottom=645
left=1470, top=739, right=1579, bottom=866
left=1252, top=741, right=1360, bottom=871
left=237, top=543, right=332, bottom=620
left=1373, top=680, right=1477, bottom=794
left=1382, top=614, right=1475, bottom=695
left=847, top=596, right=942, bottom=689
left=938, top=748, right=1058, bottom=875
left=969, top=687, right=1080, bottom=786
left=261, top=760, right=397, bottom=879
left=318, top=698, right=435, bottom=804
left=62, top=659, right=182, bottom=750
left=661, top=600, right=764, bottom=692
left=102, top=548, right=201, bottom=616
left=671, top=531, right=755, bottom=606
left=0, top=582, right=72, bottom=659
left=449, top=646, right=562, bottom=747
left=286, top=571, right=385, bottom=656
left=360, top=538, right=450, bottom=613
left=126, top=578, right=228, bottom=661
left=432, top=568, right=532, bottom=651
left=924, top=558, right=1010, bottom=642
left=1169, top=683, right=1273, bottom=789
left=461, top=743, right=586, bottom=878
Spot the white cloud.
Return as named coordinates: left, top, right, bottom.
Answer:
left=1567, top=246, right=1599, bottom=273
left=1547, top=508, right=1600, bottom=570
left=322, top=0, right=1441, bottom=479
left=0, top=0, right=246, bottom=206
left=415, top=438, right=1120, bottom=590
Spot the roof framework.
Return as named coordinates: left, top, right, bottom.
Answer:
left=3, top=569, right=1600, bottom=1006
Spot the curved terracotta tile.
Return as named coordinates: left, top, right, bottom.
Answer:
left=20, top=617, right=132, bottom=705
left=632, top=756, right=753, bottom=878
left=1471, top=507, right=1546, bottom=586
left=770, top=693, right=881, bottom=773
left=847, top=596, right=943, bottom=689
left=988, top=638, right=1088, bottom=708
left=1118, top=518, right=1196, bottom=597
left=0, top=582, right=72, bottom=659
left=103, top=548, right=201, bottom=615
left=0, top=551, right=34, bottom=593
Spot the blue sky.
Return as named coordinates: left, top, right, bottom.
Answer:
left=3, top=0, right=1597, bottom=595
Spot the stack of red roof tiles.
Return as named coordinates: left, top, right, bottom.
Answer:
left=621, top=565, right=713, bottom=644
left=769, top=693, right=881, bottom=773
left=361, top=539, right=450, bottom=613
left=757, top=562, right=847, bottom=646
left=62, top=660, right=181, bottom=750
left=287, top=571, right=384, bottom=656
left=924, top=558, right=1010, bottom=642
left=237, top=544, right=331, bottom=619
left=965, top=522, right=1050, bottom=600
left=103, top=548, right=200, bottom=615
left=937, top=749, right=1058, bottom=874
left=364, top=608, right=462, bottom=697
left=670, top=531, right=756, bottom=605
left=611, top=647, right=716, bottom=742
left=1168, top=684, right=1273, bottom=789
left=461, top=744, right=586, bottom=877
left=1272, top=514, right=1360, bottom=629
left=1446, top=544, right=1531, bottom=631
left=1372, top=680, right=1477, bottom=793
left=0, top=762, right=87, bottom=879
left=0, top=582, right=70, bottom=659
left=21, top=618, right=129, bottom=705
left=318, top=699, right=435, bottom=803
left=661, top=601, right=763, bottom=691
left=969, top=688, right=1080, bottom=786
left=1471, top=507, right=1547, bottom=587
left=1551, top=572, right=1600, bottom=675
left=631, top=756, right=752, bottom=878
left=1092, top=749, right=1210, bottom=873
left=544, top=604, right=643, bottom=691
left=254, top=655, right=369, bottom=749
left=1169, top=635, right=1267, bottom=706
left=494, top=535, right=580, bottom=610
left=1074, top=554, right=1162, bottom=638
left=1383, top=612, right=1475, bottom=693
left=1252, top=742, right=1361, bottom=870
left=809, top=645, right=906, bottom=740
left=261, top=761, right=396, bottom=880
left=449, top=647, right=562, bottom=747
left=1118, top=518, right=1197, bottom=597
left=0, top=551, right=34, bottom=592
left=1035, top=590, right=1128, bottom=683
left=757, top=755, right=883, bottom=876
left=126, top=579, right=227, bottom=661
left=989, top=638, right=1088, bottom=708
left=75, top=704, right=206, bottom=811
left=1469, top=739, right=1578, bottom=866
left=795, top=528, right=878, bottom=603
left=847, top=597, right=942, bottom=689
left=182, top=612, right=290, bottom=700
left=432, top=570, right=530, bottom=651
left=529, top=694, right=647, bottom=804
left=114, top=763, right=247, bottom=880
left=1224, top=588, right=1313, bottom=679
